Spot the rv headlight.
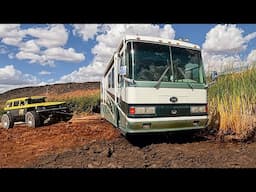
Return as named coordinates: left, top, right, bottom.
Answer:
left=190, top=105, right=207, bottom=114
left=129, top=106, right=156, bottom=115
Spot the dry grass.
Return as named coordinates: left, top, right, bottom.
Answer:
left=47, top=89, right=100, bottom=114
left=46, top=89, right=99, bottom=101
left=208, top=68, right=256, bottom=141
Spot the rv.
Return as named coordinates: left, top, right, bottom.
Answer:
left=100, top=35, right=208, bottom=135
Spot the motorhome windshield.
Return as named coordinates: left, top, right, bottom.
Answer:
left=130, top=42, right=205, bottom=84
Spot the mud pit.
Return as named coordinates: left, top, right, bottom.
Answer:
left=1, top=114, right=256, bottom=168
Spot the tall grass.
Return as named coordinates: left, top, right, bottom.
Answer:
left=47, top=89, right=100, bottom=114
left=208, top=68, right=256, bottom=140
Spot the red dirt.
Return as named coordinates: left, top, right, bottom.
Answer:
left=0, top=114, right=120, bottom=168
left=2, top=114, right=256, bottom=168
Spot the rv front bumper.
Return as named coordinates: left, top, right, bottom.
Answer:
left=125, top=115, right=208, bottom=134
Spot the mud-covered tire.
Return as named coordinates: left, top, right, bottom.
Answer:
left=1, top=114, right=14, bottom=129
left=25, top=111, right=41, bottom=128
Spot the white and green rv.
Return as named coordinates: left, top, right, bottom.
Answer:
left=100, top=35, right=208, bottom=135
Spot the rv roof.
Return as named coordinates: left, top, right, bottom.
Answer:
left=123, top=35, right=200, bottom=49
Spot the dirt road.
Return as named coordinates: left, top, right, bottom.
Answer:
left=1, top=114, right=256, bottom=168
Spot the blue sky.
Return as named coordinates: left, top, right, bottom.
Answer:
left=0, top=24, right=256, bottom=93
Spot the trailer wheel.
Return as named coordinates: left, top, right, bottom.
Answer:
left=1, top=114, right=14, bottom=129
left=25, top=111, right=41, bottom=128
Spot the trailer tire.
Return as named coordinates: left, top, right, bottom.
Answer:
left=1, top=114, right=14, bottom=129
left=25, top=111, right=41, bottom=128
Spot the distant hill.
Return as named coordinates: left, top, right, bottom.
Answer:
left=0, top=82, right=100, bottom=105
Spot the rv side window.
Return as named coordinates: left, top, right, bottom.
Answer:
left=125, top=42, right=132, bottom=78
left=108, top=71, right=112, bottom=88
left=118, top=53, right=125, bottom=86
left=111, top=68, right=114, bottom=88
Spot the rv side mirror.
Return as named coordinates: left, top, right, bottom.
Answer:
left=119, top=65, right=127, bottom=76
left=211, top=71, right=218, bottom=81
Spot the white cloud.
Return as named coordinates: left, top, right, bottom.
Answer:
left=244, top=32, right=256, bottom=42
left=202, top=24, right=256, bottom=73
left=0, top=24, right=85, bottom=66
left=0, top=24, right=25, bottom=46
left=0, top=24, right=19, bottom=36
left=203, top=24, right=256, bottom=53
left=59, top=61, right=104, bottom=82
left=59, top=24, right=175, bottom=83
left=0, top=64, right=41, bottom=93
left=44, top=47, right=85, bottom=62
left=19, top=40, right=40, bottom=53
left=16, top=51, right=40, bottom=62
left=26, top=24, right=68, bottom=48
left=0, top=65, right=39, bottom=85
left=15, top=47, right=84, bottom=67
left=247, top=49, right=256, bottom=66
left=72, top=24, right=100, bottom=41
left=202, top=51, right=244, bottom=73
left=15, top=51, right=53, bottom=66
left=39, top=70, right=51, bottom=75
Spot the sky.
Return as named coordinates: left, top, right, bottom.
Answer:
left=0, top=24, right=256, bottom=93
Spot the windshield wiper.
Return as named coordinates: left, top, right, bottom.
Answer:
left=123, top=77, right=136, bottom=85
left=186, top=81, right=194, bottom=90
left=177, top=67, right=194, bottom=90
left=154, top=65, right=170, bottom=89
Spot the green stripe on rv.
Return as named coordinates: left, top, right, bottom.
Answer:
left=129, top=81, right=206, bottom=89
